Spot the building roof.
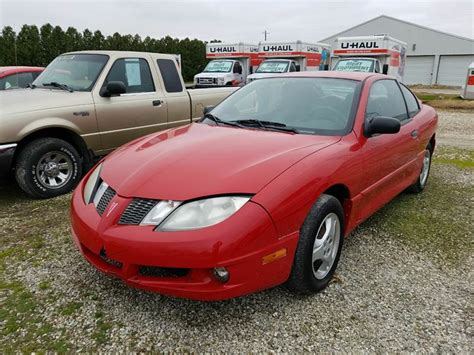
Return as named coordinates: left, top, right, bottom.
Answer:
left=320, top=15, right=474, bottom=43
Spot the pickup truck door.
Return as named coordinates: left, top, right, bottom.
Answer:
left=154, top=58, right=192, bottom=129
left=92, top=56, right=167, bottom=153
left=357, top=79, right=419, bottom=222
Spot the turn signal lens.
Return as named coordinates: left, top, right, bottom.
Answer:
left=262, top=248, right=287, bottom=265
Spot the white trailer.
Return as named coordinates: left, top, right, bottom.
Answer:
left=332, top=35, right=407, bottom=82
left=194, top=43, right=259, bottom=87
left=247, top=41, right=331, bottom=82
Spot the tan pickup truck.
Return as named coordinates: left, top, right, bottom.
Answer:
left=0, top=51, right=236, bottom=198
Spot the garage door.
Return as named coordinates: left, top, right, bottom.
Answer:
left=404, top=56, right=435, bottom=85
left=437, top=55, right=474, bottom=86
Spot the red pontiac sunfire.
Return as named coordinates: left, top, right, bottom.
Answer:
left=71, top=72, right=437, bottom=301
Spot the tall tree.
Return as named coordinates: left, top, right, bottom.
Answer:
left=64, top=27, right=83, bottom=52
left=39, top=23, right=56, bottom=66
left=0, top=26, right=17, bottom=65
left=16, top=25, right=42, bottom=66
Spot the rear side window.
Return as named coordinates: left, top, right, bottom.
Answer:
left=157, top=59, right=183, bottom=93
left=400, top=84, right=420, bottom=117
left=104, top=58, right=155, bottom=94
left=366, top=80, right=408, bottom=122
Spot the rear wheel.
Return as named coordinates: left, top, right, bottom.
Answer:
left=408, top=144, right=432, bottom=193
left=15, top=138, right=82, bottom=198
left=287, top=194, right=344, bottom=294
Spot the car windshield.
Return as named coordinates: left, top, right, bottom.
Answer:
left=334, top=59, right=375, bottom=72
left=208, top=77, right=360, bottom=135
left=33, top=54, right=109, bottom=91
left=256, top=61, right=289, bottom=73
left=203, top=60, right=233, bottom=73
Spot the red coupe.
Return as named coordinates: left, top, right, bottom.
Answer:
left=71, top=72, right=437, bottom=301
left=0, top=66, right=44, bottom=90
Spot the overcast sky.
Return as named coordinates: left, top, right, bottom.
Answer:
left=1, top=0, right=473, bottom=42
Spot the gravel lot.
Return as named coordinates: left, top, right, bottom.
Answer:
left=437, top=110, right=474, bottom=149
left=1, top=110, right=473, bottom=352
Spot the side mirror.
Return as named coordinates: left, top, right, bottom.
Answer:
left=295, top=64, right=301, bottom=72
left=382, top=64, right=389, bottom=75
left=365, top=116, right=400, bottom=137
left=203, top=105, right=214, bottom=115
left=323, top=64, right=329, bottom=71
left=101, top=81, right=126, bottom=97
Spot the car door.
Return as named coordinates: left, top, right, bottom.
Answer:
left=357, top=79, right=419, bottom=221
left=93, top=55, right=167, bottom=152
left=154, top=57, right=191, bottom=129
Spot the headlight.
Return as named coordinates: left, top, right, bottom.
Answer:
left=141, top=196, right=251, bottom=231
left=83, top=163, right=102, bottom=204
left=217, top=77, right=225, bottom=84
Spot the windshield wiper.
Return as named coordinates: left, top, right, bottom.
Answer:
left=27, top=83, right=37, bottom=89
left=202, top=113, right=244, bottom=128
left=232, top=119, right=299, bottom=133
left=42, top=82, right=74, bottom=92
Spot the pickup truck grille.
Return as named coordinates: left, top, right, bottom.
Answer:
left=119, top=198, right=158, bottom=225
left=198, top=77, right=216, bottom=85
left=96, top=187, right=116, bottom=216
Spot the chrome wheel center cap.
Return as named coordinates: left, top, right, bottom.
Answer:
left=44, top=162, right=59, bottom=177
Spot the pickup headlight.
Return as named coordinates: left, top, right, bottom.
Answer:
left=217, top=77, right=225, bottom=84
left=141, top=196, right=251, bottom=231
left=83, top=163, right=102, bottom=204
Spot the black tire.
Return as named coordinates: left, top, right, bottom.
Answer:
left=286, top=194, right=344, bottom=294
left=15, top=138, right=82, bottom=198
left=408, top=144, right=432, bottom=194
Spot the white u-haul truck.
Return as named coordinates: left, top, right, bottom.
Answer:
left=247, top=41, right=331, bottom=82
left=194, top=43, right=259, bottom=87
left=332, top=35, right=407, bottom=81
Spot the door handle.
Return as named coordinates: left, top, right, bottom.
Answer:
left=411, top=130, right=419, bottom=138
left=152, top=100, right=162, bottom=107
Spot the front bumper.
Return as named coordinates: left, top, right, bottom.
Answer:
left=0, top=143, right=17, bottom=177
left=70, top=179, right=299, bottom=301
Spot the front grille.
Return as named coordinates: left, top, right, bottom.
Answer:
left=198, top=77, right=216, bottom=85
left=96, top=187, right=116, bottom=216
left=119, top=198, right=158, bottom=225
left=139, top=266, right=189, bottom=278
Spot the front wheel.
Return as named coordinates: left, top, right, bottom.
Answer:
left=15, top=138, right=82, bottom=198
left=286, top=194, right=344, bottom=294
left=408, top=144, right=432, bottom=193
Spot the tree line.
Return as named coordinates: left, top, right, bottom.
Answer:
left=0, top=24, right=220, bottom=81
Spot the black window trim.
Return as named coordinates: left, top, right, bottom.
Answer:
left=399, top=82, right=421, bottom=118
left=102, top=56, right=156, bottom=96
left=364, top=78, right=412, bottom=126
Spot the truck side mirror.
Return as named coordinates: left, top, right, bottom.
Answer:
left=203, top=105, right=214, bottom=115
left=101, top=81, right=127, bottom=97
left=365, top=116, right=400, bottom=137
left=295, top=65, right=301, bottom=72
left=382, top=64, right=389, bottom=75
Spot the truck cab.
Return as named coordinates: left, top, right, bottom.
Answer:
left=194, top=59, right=244, bottom=87
left=194, top=43, right=259, bottom=88
left=246, top=59, right=299, bottom=83
left=332, top=35, right=407, bottom=82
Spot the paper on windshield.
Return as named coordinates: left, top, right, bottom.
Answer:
left=336, top=60, right=373, bottom=72
left=125, top=59, right=141, bottom=86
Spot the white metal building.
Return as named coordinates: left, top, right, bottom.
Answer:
left=321, top=15, right=474, bottom=86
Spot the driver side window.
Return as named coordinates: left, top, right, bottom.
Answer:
left=366, top=80, right=408, bottom=122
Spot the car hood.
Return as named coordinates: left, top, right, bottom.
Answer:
left=195, top=72, right=232, bottom=78
left=101, top=123, right=340, bottom=201
left=0, top=88, right=92, bottom=116
left=248, top=73, right=284, bottom=80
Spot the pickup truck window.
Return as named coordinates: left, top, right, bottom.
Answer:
left=33, top=54, right=108, bottom=92
left=104, top=58, right=155, bottom=94
left=366, top=80, right=409, bottom=122
left=157, top=59, right=183, bottom=93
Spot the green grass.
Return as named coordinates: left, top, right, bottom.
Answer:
left=415, top=92, right=474, bottom=110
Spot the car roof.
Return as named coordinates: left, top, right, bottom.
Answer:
left=0, top=66, right=44, bottom=78
left=276, top=71, right=383, bottom=81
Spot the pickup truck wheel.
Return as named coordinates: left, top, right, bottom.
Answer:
left=408, top=144, right=432, bottom=193
left=286, top=194, right=344, bottom=294
left=15, top=138, right=82, bottom=198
